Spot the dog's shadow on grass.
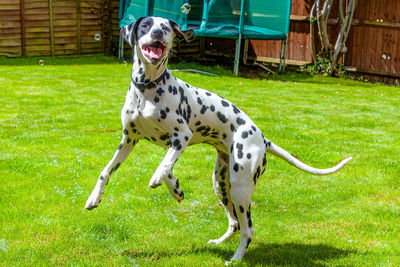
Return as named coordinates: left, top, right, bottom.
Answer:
left=122, top=241, right=354, bottom=265
left=206, top=242, right=354, bottom=266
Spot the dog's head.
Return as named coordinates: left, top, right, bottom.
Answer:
left=121, top=16, right=194, bottom=65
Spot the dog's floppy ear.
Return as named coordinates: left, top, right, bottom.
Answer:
left=121, top=17, right=144, bottom=47
left=169, top=20, right=195, bottom=42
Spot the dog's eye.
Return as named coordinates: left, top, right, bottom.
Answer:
left=142, top=24, right=150, bottom=29
left=161, top=24, right=171, bottom=33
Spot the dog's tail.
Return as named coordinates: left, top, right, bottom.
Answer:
left=266, top=140, right=352, bottom=175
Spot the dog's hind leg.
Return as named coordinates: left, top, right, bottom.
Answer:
left=85, top=130, right=137, bottom=210
left=208, top=150, right=239, bottom=245
left=226, top=140, right=265, bottom=262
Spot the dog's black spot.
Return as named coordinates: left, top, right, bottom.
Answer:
left=130, top=122, right=135, bottom=128
left=159, top=133, right=169, bottom=140
left=233, top=205, right=238, bottom=219
left=140, top=74, right=145, bottom=82
left=123, top=129, right=128, bottom=135
left=253, top=166, right=261, bottom=185
left=230, top=143, right=234, bottom=154
left=138, top=58, right=141, bottom=65
left=206, top=92, right=211, bottom=96
left=219, top=181, right=226, bottom=188
left=217, top=112, right=228, bottom=123
left=165, top=107, right=169, bottom=113
left=168, top=85, right=173, bottom=93
left=185, top=83, right=190, bottom=88
left=168, top=174, right=172, bottom=179
left=236, top=117, right=246, bottom=125
left=138, top=68, right=143, bottom=74
left=222, top=197, right=228, bottom=206
left=232, top=104, right=241, bottom=114
left=173, top=139, right=181, bottom=148
left=165, top=72, right=170, bottom=79
left=151, top=137, right=156, bottom=142
left=197, top=97, right=202, bottom=105
left=184, top=136, right=189, bottom=141
left=247, top=153, right=251, bottom=159
left=239, top=205, right=244, bottom=213
left=174, top=189, right=178, bottom=194
left=210, top=104, right=215, bottom=112
left=174, top=127, right=179, bottom=131
left=117, top=143, right=123, bottom=150
left=242, top=131, right=248, bottom=139
left=154, top=96, right=159, bottom=103
left=251, top=125, right=257, bottom=132
left=127, top=138, right=131, bottom=144
left=99, top=175, right=104, bottom=181
left=222, top=133, right=227, bottom=139
left=249, top=130, right=253, bottom=135
left=246, top=238, right=252, bottom=249
left=185, top=105, right=192, bottom=123
left=173, top=132, right=178, bottom=137
left=219, top=166, right=227, bottom=178
left=236, top=143, right=244, bottom=159
left=195, top=91, right=199, bottom=95
left=262, top=153, right=267, bottom=166
left=221, top=100, right=229, bottom=107
left=110, top=162, right=121, bottom=175
left=233, top=163, right=239, bottom=172
left=230, top=124, right=236, bottom=132
left=248, top=218, right=253, bottom=228
left=200, top=105, right=208, bottom=114
left=132, top=128, right=137, bottom=133
left=159, top=110, right=167, bottom=119
left=195, top=121, right=201, bottom=126
left=175, top=179, right=179, bottom=188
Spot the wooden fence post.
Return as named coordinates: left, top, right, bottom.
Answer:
left=19, top=0, right=25, bottom=56
left=48, top=0, right=55, bottom=56
left=76, top=0, right=81, bottom=54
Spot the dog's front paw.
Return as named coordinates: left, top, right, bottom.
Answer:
left=85, top=191, right=103, bottom=210
left=148, top=175, right=163, bottom=188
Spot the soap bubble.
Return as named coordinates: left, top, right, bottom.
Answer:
left=38, top=59, right=44, bottom=66
left=122, top=60, right=128, bottom=66
left=180, top=3, right=191, bottom=14
left=94, top=33, right=102, bottom=41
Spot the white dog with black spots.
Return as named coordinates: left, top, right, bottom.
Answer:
left=85, top=16, right=352, bottom=263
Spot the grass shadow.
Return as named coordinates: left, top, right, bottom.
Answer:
left=206, top=242, right=354, bottom=266
left=121, top=241, right=354, bottom=266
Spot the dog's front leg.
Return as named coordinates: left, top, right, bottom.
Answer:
left=85, top=133, right=137, bottom=210
left=149, top=130, right=192, bottom=189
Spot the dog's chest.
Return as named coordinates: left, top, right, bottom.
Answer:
left=125, top=92, right=172, bottom=147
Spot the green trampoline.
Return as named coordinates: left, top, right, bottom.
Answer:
left=119, top=0, right=292, bottom=75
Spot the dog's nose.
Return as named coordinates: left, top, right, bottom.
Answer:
left=151, top=29, right=164, bottom=39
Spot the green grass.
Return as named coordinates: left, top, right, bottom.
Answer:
left=1, top=55, right=399, bottom=266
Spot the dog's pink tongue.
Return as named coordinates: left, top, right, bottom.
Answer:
left=148, top=46, right=162, bottom=59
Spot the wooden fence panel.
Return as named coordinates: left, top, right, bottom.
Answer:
left=0, top=0, right=22, bottom=57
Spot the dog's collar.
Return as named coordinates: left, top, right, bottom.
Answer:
left=132, top=69, right=168, bottom=90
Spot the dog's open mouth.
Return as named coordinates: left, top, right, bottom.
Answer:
left=142, top=41, right=167, bottom=61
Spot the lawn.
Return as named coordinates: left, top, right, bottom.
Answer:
left=0, top=55, right=399, bottom=266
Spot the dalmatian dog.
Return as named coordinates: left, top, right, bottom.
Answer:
left=85, top=16, right=352, bottom=263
